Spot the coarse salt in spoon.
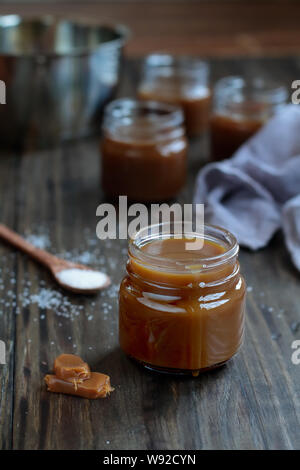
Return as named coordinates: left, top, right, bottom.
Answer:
left=56, top=268, right=110, bottom=292
left=0, top=224, right=110, bottom=294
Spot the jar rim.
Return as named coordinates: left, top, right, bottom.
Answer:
left=214, top=75, right=288, bottom=105
left=129, top=222, right=239, bottom=273
left=104, top=98, right=184, bottom=131
left=144, top=53, right=208, bottom=70
left=142, top=53, right=209, bottom=82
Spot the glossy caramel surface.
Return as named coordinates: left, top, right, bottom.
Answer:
left=45, top=373, right=113, bottom=399
left=119, top=237, right=246, bottom=372
left=54, top=354, right=91, bottom=384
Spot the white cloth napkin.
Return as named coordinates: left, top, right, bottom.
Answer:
left=194, top=105, right=300, bottom=270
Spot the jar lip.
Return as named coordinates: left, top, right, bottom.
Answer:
left=104, top=98, right=184, bottom=130
left=144, top=53, right=208, bottom=70
left=129, top=222, right=239, bottom=272
left=214, top=75, right=288, bottom=105
left=142, top=53, right=209, bottom=83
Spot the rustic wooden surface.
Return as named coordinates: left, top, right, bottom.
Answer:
left=1, top=1, right=300, bottom=57
left=0, top=57, right=300, bottom=450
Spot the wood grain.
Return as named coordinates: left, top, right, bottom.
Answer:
left=0, top=153, right=19, bottom=450
left=0, top=57, right=300, bottom=450
left=0, top=1, right=300, bottom=57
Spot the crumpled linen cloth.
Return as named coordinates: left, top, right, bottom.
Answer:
left=194, top=105, right=300, bottom=270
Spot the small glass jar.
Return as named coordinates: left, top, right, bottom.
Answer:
left=210, top=76, right=288, bottom=161
left=119, top=223, right=246, bottom=375
left=138, top=54, right=211, bottom=136
left=101, top=98, right=187, bottom=201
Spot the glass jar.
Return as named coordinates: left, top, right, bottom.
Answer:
left=101, top=98, right=187, bottom=201
left=210, top=76, right=288, bottom=161
left=138, top=54, right=211, bottom=136
left=119, top=223, right=246, bottom=375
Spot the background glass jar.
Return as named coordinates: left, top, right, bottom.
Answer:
left=101, top=98, right=187, bottom=201
left=138, top=54, right=211, bottom=136
left=210, top=76, right=288, bottom=161
left=119, top=223, right=246, bottom=375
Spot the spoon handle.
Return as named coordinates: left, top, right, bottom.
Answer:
left=0, top=223, right=60, bottom=268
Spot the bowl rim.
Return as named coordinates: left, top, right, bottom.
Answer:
left=0, top=14, right=130, bottom=58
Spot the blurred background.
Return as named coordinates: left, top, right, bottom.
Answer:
left=1, top=0, right=300, bottom=58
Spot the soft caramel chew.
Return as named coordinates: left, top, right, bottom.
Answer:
left=53, top=354, right=91, bottom=384
left=45, top=372, right=114, bottom=399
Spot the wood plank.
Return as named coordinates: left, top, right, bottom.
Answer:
left=0, top=153, right=20, bottom=450
left=0, top=1, right=300, bottom=57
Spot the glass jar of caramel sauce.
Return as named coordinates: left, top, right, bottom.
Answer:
left=119, top=223, right=246, bottom=375
left=210, top=76, right=288, bottom=161
left=137, top=54, right=211, bottom=136
left=101, top=98, right=187, bottom=201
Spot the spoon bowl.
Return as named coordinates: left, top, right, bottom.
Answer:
left=52, top=263, right=111, bottom=294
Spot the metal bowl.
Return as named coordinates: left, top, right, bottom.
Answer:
left=0, top=15, right=129, bottom=147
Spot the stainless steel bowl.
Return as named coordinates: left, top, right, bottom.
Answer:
left=0, top=15, right=129, bottom=147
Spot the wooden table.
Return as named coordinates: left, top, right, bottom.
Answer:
left=0, top=57, right=300, bottom=450
left=2, top=1, right=300, bottom=58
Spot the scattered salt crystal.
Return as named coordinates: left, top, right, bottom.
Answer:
left=25, top=233, right=50, bottom=250
left=56, top=269, right=109, bottom=290
left=246, top=286, right=253, bottom=292
left=0, top=229, right=121, bottom=326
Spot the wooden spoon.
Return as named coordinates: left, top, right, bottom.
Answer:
left=0, top=224, right=111, bottom=294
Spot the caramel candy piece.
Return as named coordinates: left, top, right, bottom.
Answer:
left=45, top=372, right=114, bottom=399
left=54, top=354, right=90, bottom=385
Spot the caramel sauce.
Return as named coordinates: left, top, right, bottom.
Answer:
left=101, top=127, right=187, bottom=201
left=138, top=84, right=211, bottom=136
left=119, top=237, right=246, bottom=373
left=210, top=113, right=263, bottom=161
